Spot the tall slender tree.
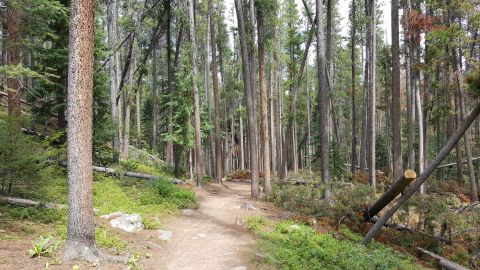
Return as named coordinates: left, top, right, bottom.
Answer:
left=188, top=0, right=204, bottom=187
left=208, top=0, right=223, bottom=184
left=315, top=0, right=332, bottom=199
left=235, top=0, right=260, bottom=199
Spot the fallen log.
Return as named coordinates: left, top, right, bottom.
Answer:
left=0, top=196, right=99, bottom=213
left=364, top=170, right=417, bottom=220
left=0, top=196, right=66, bottom=209
left=91, top=165, right=183, bottom=184
left=417, top=247, right=470, bottom=270
left=437, top=156, right=480, bottom=169
left=362, top=102, right=480, bottom=245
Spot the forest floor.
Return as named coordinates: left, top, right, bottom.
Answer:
left=0, top=181, right=279, bottom=270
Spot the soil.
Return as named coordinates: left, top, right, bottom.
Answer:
left=0, top=182, right=278, bottom=270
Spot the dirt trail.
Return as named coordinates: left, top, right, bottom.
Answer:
left=0, top=181, right=276, bottom=270
left=149, top=181, right=275, bottom=270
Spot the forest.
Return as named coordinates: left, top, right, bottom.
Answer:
left=1, top=0, right=480, bottom=269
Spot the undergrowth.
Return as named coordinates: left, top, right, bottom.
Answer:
left=246, top=217, right=423, bottom=270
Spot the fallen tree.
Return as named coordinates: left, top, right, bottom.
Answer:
left=363, top=170, right=417, bottom=220
left=92, top=165, right=183, bottom=184
left=416, top=247, right=469, bottom=270
left=362, top=102, right=480, bottom=245
left=0, top=196, right=67, bottom=209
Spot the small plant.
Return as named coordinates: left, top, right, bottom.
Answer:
left=27, top=236, right=59, bottom=258
left=127, top=253, right=144, bottom=270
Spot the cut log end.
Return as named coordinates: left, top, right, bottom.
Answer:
left=404, top=169, right=417, bottom=181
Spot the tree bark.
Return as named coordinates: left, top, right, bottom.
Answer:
left=107, top=0, right=120, bottom=158
left=64, top=0, right=98, bottom=261
left=256, top=6, right=271, bottom=193
left=151, top=44, right=158, bottom=150
left=362, top=103, right=480, bottom=245
left=235, top=0, right=260, bottom=199
left=367, top=0, right=377, bottom=188
left=350, top=0, right=357, bottom=178
left=6, top=1, right=21, bottom=118
left=209, top=0, right=223, bottom=184
left=188, top=0, right=204, bottom=188
left=165, top=0, right=174, bottom=166
left=391, top=0, right=403, bottom=181
left=315, top=0, right=332, bottom=199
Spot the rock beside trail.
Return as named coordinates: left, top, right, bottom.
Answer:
left=157, top=230, right=174, bottom=241
left=101, top=212, right=144, bottom=232
left=230, top=266, right=247, bottom=270
left=182, top=209, right=196, bottom=216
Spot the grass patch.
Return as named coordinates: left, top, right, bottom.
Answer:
left=246, top=218, right=423, bottom=270
left=96, top=227, right=128, bottom=252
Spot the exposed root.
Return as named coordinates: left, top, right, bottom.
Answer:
left=64, top=241, right=128, bottom=264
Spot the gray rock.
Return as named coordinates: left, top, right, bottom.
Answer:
left=230, top=266, right=247, bottom=270
left=182, top=209, right=196, bottom=216
left=108, top=213, right=144, bottom=232
left=157, top=230, right=173, bottom=241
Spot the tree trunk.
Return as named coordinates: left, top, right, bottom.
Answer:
left=64, top=0, right=98, bottom=261
left=391, top=0, right=403, bottom=181
left=367, top=0, right=377, bottom=188
left=256, top=6, right=271, bottom=193
left=209, top=0, right=223, bottom=184
left=107, top=0, right=120, bottom=158
left=453, top=47, right=478, bottom=202
left=151, top=44, right=158, bottom=150
left=350, top=0, right=357, bottom=178
left=6, top=1, right=21, bottom=118
left=165, top=0, right=174, bottom=166
left=315, top=0, right=331, bottom=199
left=188, top=0, right=204, bottom=188
left=235, top=0, right=260, bottom=199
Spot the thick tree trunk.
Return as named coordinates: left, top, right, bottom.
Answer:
left=235, top=0, right=260, bottom=199
left=315, top=0, right=331, bottom=199
left=274, top=53, right=284, bottom=181
left=256, top=7, right=271, bottom=193
left=362, top=103, right=480, bottom=245
left=209, top=0, right=223, bottom=184
left=64, top=0, right=98, bottom=261
left=188, top=0, right=204, bottom=187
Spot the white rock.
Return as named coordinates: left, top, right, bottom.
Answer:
left=109, top=213, right=144, bottom=232
left=157, top=230, right=174, bottom=241
left=197, top=233, right=206, bottom=238
left=182, top=209, right=196, bottom=216
left=230, top=266, right=247, bottom=270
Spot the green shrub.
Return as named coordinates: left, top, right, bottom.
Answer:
left=247, top=219, right=422, bottom=270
